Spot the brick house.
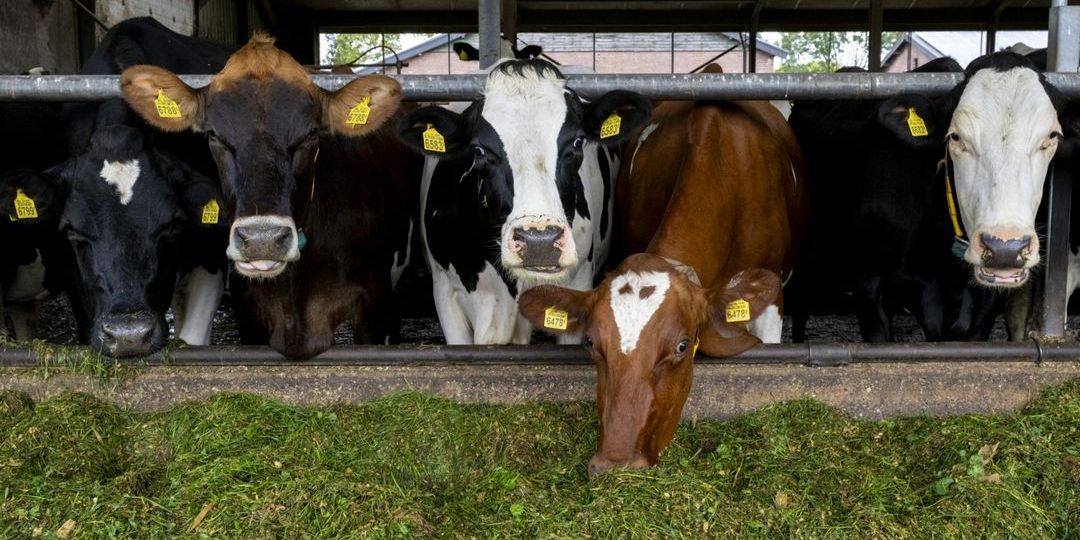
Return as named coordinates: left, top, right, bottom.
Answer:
left=882, top=31, right=1047, bottom=72
left=360, top=32, right=785, bottom=75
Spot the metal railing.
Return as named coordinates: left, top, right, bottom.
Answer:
left=4, top=72, right=1080, bottom=102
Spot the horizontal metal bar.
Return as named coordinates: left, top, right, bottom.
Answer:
left=4, top=73, right=1080, bottom=102
left=1, top=341, right=1077, bottom=368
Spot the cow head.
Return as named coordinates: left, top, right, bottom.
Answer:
left=120, top=33, right=402, bottom=279
left=945, top=52, right=1064, bottom=287
left=519, top=254, right=779, bottom=476
left=399, top=60, right=650, bottom=283
left=2, top=123, right=225, bottom=357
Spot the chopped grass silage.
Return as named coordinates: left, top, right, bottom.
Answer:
left=0, top=381, right=1077, bottom=539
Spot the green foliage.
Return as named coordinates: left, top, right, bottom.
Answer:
left=323, top=34, right=402, bottom=67
left=0, top=380, right=1077, bottom=537
left=778, top=32, right=904, bottom=73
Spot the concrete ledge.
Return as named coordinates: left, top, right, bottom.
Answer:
left=2, top=361, right=1077, bottom=419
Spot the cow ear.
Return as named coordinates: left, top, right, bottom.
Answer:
left=0, top=168, right=68, bottom=224
left=699, top=269, right=781, bottom=358
left=156, top=151, right=228, bottom=229
left=121, top=65, right=203, bottom=132
left=322, top=74, right=402, bottom=135
left=398, top=106, right=471, bottom=157
left=585, top=90, right=653, bottom=145
left=878, top=94, right=941, bottom=148
left=453, top=42, right=480, bottom=62
left=518, top=285, right=594, bottom=335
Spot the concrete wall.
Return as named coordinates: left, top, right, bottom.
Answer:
left=393, top=47, right=775, bottom=75
left=0, top=0, right=80, bottom=74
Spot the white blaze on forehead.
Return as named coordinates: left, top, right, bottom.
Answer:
left=482, top=65, right=569, bottom=224
left=949, top=67, right=1059, bottom=235
left=99, top=159, right=141, bottom=205
left=609, top=271, right=671, bottom=354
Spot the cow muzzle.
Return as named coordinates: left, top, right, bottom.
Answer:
left=228, top=215, right=300, bottom=279
left=587, top=452, right=651, bottom=478
left=503, top=217, right=576, bottom=276
left=969, top=229, right=1038, bottom=287
left=93, top=313, right=165, bottom=357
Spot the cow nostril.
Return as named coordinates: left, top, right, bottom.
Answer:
left=587, top=462, right=604, bottom=479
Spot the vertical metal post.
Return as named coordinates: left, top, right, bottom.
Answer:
left=868, top=0, right=883, bottom=72
left=478, top=0, right=502, bottom=69
left=748, top=0, right=763, bottom=73
left=1040, top=0, right=1080, bottom=337
left=502, top=0, right=518, bottom=45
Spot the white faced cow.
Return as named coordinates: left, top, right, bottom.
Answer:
left=945, top=52, right=1065, bottom=288
left=398, top=59, right=650, bottom=344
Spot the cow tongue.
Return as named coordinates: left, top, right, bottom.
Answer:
left=237, top=260, right=283, bottom=272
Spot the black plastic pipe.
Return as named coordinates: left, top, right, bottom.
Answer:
left=1, top=341, right=1077, bottom=368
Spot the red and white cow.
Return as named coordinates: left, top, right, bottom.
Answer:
left=521, top=69, right=808, bottom=475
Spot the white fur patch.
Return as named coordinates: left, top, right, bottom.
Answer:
left=949, top=66, right=1059, bottom=267
left=609, top=271, right=671, bottom=354
left=748, top=304, right=782, bottom=344
left=483, top=65, right=576, bottom=269
left=629, top=122, right=659, bottom=177
left=99, top=159, right=141, bottom=205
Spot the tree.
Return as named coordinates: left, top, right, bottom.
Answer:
left=323, top=34, right=402, bottom=67
left=777, top=32, right=903, bottom=73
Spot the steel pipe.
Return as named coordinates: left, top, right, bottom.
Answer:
left=5, top=72, right=1080, bottom=102
left=1, top=341, right=1078, bottom=368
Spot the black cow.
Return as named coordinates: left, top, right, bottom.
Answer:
left=121, top=33, right=421, bottom=359
left=10, top=17, right=235, bottom=356
left=786, top=57, right=1005, bottom=342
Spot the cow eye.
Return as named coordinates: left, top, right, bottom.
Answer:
left=948, top=132, right=961, bottom=142
left=473, top=145, right=485, bottom=159
left=675, top=338, right=690, bottom=355
left=583, top=335, right=594, bottom=347
left=572, top=136, right=586, bottom=151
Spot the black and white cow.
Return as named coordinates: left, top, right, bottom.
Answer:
left=0, top=97, right=74, bottom=341
left=452, top=41, right=543, bottom=62
left=11, top=18, right=235, bottom=356
left=941, top=52, right=1065, bottom=289
left=786, top=57, right=1006, bottom=342
left=398, top=59, right=650, bottom=344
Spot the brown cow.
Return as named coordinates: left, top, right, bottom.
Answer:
left=120, top=34, right=420, bottom=359
left=520, top=80, right=807, bottom=475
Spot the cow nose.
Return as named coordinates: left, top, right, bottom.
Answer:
left=96, top=314, right=157, bottom=357
left=512, top=225, right=565, bottom=269
left=979, top=233, right=1032, bottom=269
left=233, top=223, right=294, bottom=260
left=587, top=453, right=650, bottom=478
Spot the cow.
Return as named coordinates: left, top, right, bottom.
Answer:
left=784, top=57, right=1007, bottom=342
left=520, top=80, right=807, bottom=475
left=0, top=97, right=74, bottom=341
left=2, top=18, right=236, bottom=356
left=121, top=33, right=420, bottom=359
left=395, top=59, right=651, bottom=345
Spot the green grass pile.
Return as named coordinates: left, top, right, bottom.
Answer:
left=0, top=380, right=1077, bottom=538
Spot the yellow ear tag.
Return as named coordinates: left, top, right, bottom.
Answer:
left=691, top=337, right=701, bottom=358
left=346, top=96, right=371, bottom=127
left=201, top=199, right=220, bottom=225
left=423, top=124, right=446, bottom=153
left=12, top=189, right=38, bottom=220
left=725, top=298, right=751, bottom=323
left=906, top=108, right=928, bottom=137
left=600, top=112, right=622, bottom=139
left=154, top=89, right=182, bottom=119
left=543, top=306, right=569, bottom=330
